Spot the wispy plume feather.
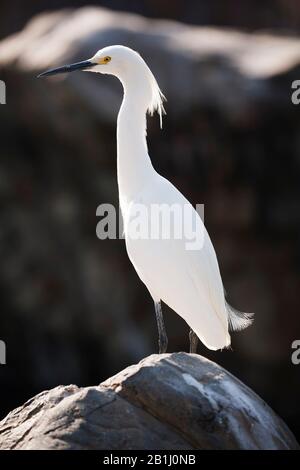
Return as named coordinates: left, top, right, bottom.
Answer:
left=147, top=69, right=166, bottom=129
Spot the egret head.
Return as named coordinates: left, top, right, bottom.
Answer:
left=89, top=45, right=144, bottom=77
left=38, top=46, right=138, bottom=77
left=38, top=45, right=165, bottom=126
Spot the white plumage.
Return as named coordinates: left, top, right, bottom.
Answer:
left=39, top=45, right=253, bottom=352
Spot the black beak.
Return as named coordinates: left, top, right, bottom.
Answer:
left=37, top=60, right=96, bottom=78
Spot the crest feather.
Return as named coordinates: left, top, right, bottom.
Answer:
left=147, top=69, right=166, bottom=128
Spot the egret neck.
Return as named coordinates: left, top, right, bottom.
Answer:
left=117, top=70, right=155, bottom=201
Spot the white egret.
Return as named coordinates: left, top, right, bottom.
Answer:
left=38, top=45, right=253, bottom=353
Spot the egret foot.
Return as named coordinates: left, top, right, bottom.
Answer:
left=189, top=329, right=199, bottom=353
left=154, top=301, right=168, bottom=354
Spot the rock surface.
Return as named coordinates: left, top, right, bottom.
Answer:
left=0, top=353, right=298, bottom=450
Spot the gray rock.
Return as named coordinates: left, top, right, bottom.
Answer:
left=0, top=6, right=299, bottom=120
left=0, top=353, right=298, bottom=450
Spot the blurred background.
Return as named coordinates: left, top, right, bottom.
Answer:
left=0, top=0, right=299, bottom=442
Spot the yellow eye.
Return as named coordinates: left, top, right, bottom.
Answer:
left=103, top=56, right=111, bottom=64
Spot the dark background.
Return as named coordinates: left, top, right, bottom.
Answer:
left=0, top=1, right=299, bottom=443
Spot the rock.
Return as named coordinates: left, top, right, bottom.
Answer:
left=1, top=6, right=300, bottom=120
left=0, top=353, right=298, bottom=450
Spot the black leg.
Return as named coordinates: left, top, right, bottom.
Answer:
left=189, top=329, right=199, bottom=354
left=154, top=301, right=168, bottom=354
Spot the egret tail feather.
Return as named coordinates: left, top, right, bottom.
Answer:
left=226, top=301, right=254, bottom=331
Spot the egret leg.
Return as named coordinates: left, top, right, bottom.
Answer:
left=154, top=301, right=168, bottom=354
left=189, top=329, right=199, bottom=354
